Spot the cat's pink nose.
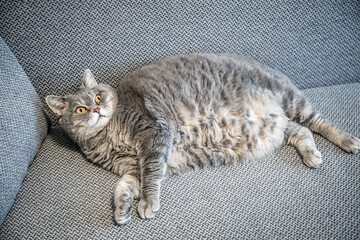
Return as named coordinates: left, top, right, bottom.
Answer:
left=94, top=107, right=100, bottom=113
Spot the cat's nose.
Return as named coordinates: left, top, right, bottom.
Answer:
left=94, top=107, right=100, bottom=113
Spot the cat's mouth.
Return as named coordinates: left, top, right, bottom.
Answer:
left=92, top=113, right=109, bottom=127
left=95, top=114, right=104, bottom=121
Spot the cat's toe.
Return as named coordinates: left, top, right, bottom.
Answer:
left=137, top=198, right=159, bottom=219
left=340, top=136, right=360, bottom=154
left=303, top=149, right=322, bottom=169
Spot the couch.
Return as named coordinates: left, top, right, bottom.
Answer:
left=1, top=1, right=359, bottom=239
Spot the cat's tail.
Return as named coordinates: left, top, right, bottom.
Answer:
left=284, top=87, right=360, bottom=154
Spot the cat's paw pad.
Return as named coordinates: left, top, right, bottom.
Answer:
left=340, top=136, right=360, bottom=154
left=114, top=194, right=132, bottom=225
left=137, top=198, right=159, bottom=219
left=303, top=149, right=322, bottom=169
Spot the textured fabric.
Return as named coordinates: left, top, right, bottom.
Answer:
left=0, top=1, right=359, bottom=125
left=0, top=83, right=358, bottom=239
left=0, top=38, right=48, bottom=226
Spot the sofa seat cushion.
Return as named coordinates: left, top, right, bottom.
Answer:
left=0, top=83, right=359, bottom=239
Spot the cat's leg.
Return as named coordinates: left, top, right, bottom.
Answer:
left=136, top=122, right=171, bottom=220
left=280, top=85, right=360, bottom=154
left=285, top=121, right=322, bottom=168
left=114, top=173, right=140, bottom=225
left=303, top=113, right=360, bottom=154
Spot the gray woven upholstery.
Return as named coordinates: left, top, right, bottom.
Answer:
left=0, top=38, right=48, bottom=226
left=0, top=83, right=359, bottom=239
left=0, top=1, right=359, bottom=238
left=1, top=1, right=359, bottom=125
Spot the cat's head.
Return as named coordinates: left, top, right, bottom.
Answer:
left=46, top=69, right=118, bottom=142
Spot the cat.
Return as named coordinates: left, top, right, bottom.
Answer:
left=46, top=53, right=360, bottom=225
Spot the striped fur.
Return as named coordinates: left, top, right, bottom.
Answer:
left=46, top=53, right=360, bottom=225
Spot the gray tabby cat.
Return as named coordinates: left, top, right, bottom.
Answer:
left=46, top=53, right=360, bottom=225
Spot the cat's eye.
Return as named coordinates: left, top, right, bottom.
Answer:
left=95, top=94, right=102, bottom=104
left=75, top=107, right=87, bottom=114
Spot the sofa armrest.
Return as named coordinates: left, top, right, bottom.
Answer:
left=0, top=37, right=48, bottom=226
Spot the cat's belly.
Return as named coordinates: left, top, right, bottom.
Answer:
left=167, top=98, right=287, bottom=172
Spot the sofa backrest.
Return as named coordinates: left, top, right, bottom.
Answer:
left=1, top=1, right=359, bottom=124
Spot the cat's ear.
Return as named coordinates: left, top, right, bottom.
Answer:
left=46, top=95, right=69, bottom=117
left=81, top=69, right=98, bottom=89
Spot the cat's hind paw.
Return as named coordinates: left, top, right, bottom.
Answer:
left=339, top=136, right=360, bottom=154
left=137, top=197, right=159, bottom=219
left=303, top=149, right=322, bottom=169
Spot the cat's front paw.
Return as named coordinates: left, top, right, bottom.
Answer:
left=137, top=197, right=159, bottom=219
left=340, top=136, right=360, bottom=154
left=114, top=193, right=132, bottom=225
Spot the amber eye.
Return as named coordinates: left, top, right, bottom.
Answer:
left=95, top=94, right=102, bottom=104
left=75, top=107, right=87, bottom=114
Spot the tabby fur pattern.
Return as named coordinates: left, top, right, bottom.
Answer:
left=46, top=53, right=360, bottom=225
